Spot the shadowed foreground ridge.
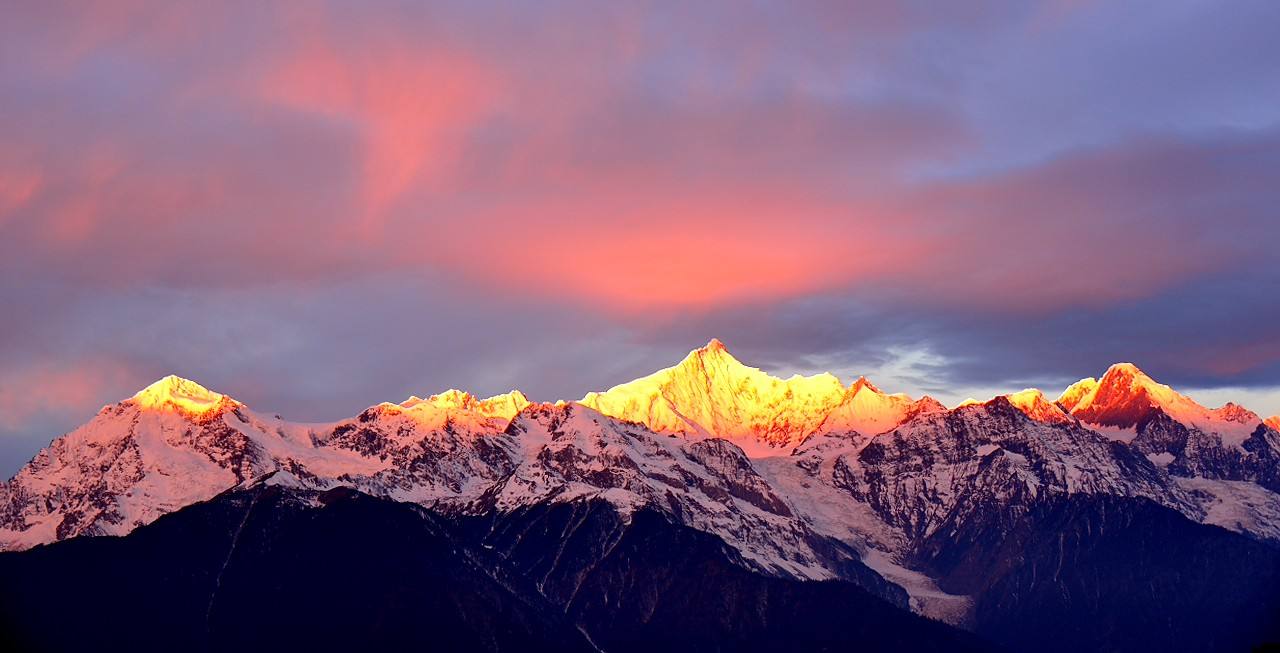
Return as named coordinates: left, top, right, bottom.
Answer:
left=0, top=483, right=991, bottom=653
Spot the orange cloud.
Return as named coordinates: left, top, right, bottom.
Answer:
left=404, top=192, right=931, bottom=311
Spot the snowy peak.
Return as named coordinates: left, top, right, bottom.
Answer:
left=680, top=337, right=737, bottom=366
left=479, top=390, right=532, bottom=418
left=1001, top=388, right=1073, bottom=424
left=129, top=375, right=237, bottom=419
left=817, top=378, right=919, bottom=437
left=399, top=389, right=530, bottom=418
left=372, top=388, right=532, bottom=431
left=1056, top=377, right=1098, bottom=412
left=1065, top=363, right=1261, bottom=443
left=1067, top=363, right=1180, bottom=428
left=850, top=376, right=883, bottom=395
left=678, top=338, right=761, bottom=379
left=1214, top=402, right=1260, bottom=424
left=1265, top=416, right=1280, bottom=432
left=578, top=340, right=945, bottom=448
left=579, top=341, right=848, bottom=453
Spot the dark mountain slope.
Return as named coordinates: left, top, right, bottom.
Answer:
left=0, top=483, right=991, bottom=652
left=0, top=484, right=595, bottom=653
left=455, top=500, right=993, bottom=652
left=915, top=494, right=1280, bottom=653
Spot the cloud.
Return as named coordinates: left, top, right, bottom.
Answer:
left=256, top=11, right=502, bottom=227
left=2, top=0, right=1279, bottom=473
left=625, top=130, right=1280, bottom=399
left=0, top=362, right=134, bottom=431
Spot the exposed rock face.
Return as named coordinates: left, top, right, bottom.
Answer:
left=830, top=398, right=1187, bottom=543
left=911, top=494, right=1280, bottom=653
left=1129, top=410, right=1280, bottom=492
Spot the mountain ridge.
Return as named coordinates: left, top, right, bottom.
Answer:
left=6, top=341, right=1276, bottom=555
left=5, top=339, right=1280, bottom=644
left=54, top=342, right=1267, bottom=454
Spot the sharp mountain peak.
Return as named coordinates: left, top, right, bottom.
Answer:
left=130, top=374, right=235, bottom=418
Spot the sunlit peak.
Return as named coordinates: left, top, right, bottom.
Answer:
left=1004, top=388, right=1046, bottom=407
left=131, top=375, right=232, bottom=417
left=1002, top=388, right=1072, bottom=424
left=430, top=388, right=476, bottom=410
left=689, top=338, right=736, bottom=363
left=1056, top=377, right=1099, bottom=412
left=850, top=376, right=884, bottom=395
left=394, top=388, right=530, bottom=422
left=1215, top=402, right=1258, bottom=423
left=1103, top=362, right=1148, bottom=380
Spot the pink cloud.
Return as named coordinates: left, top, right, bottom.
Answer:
left=0, top=360, right=139, bottom=430
left=0, top=168, right=41, bottom=221
left=391, top=190, right=933, bottom=311
left=0, top=1, right=1271, bottom=320
left=1, top=0, right=1279, bottom=472
left=260, top=28, right=501, bottom=230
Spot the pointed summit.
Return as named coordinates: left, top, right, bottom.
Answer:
left=850, top=376, right=884, bottom=395
left=1001, top=388, right=1072, bottom=424
left=1057, top=377, right=1098, bottom=412
left=683, top=338, right=743, bottom=369
left=1214, top=401, right=1259, bottom=424
left=579, top=340, right=847, bottom=454
left=1265, top=416, right=1280, bottom=432
left=1064, top=363, right=1261, bottom=443
left=1107, top=362, right=1144, bottom=375
left=130, top=375, right=233, bottom=418
left=815, top=375, right=921, bottom=437
left=1068, top=363, right=1184, bottom=429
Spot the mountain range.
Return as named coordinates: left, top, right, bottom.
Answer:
left=4, top=340, right=1280, bottom=652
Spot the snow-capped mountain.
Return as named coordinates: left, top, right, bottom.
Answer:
left=1063, top=362, right=1264, bottom=443
left=4, top=340, right=1280, bottom=633
left=1056, top=362, right=1280, bottom=517
left=579, top=339, right=848, bottom=455
left=0, top=376, right=389, bottom=549
left=0, top=366, right=865, bottom=582
left=999, top=388, right=1073, bottom=424
left=579, top=339, right=938, bottom=455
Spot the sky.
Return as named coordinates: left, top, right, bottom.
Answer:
left=2, top=0, right=1279, bottom=474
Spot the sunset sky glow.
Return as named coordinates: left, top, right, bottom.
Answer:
left=2, top=1, right=1279, bottom=473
